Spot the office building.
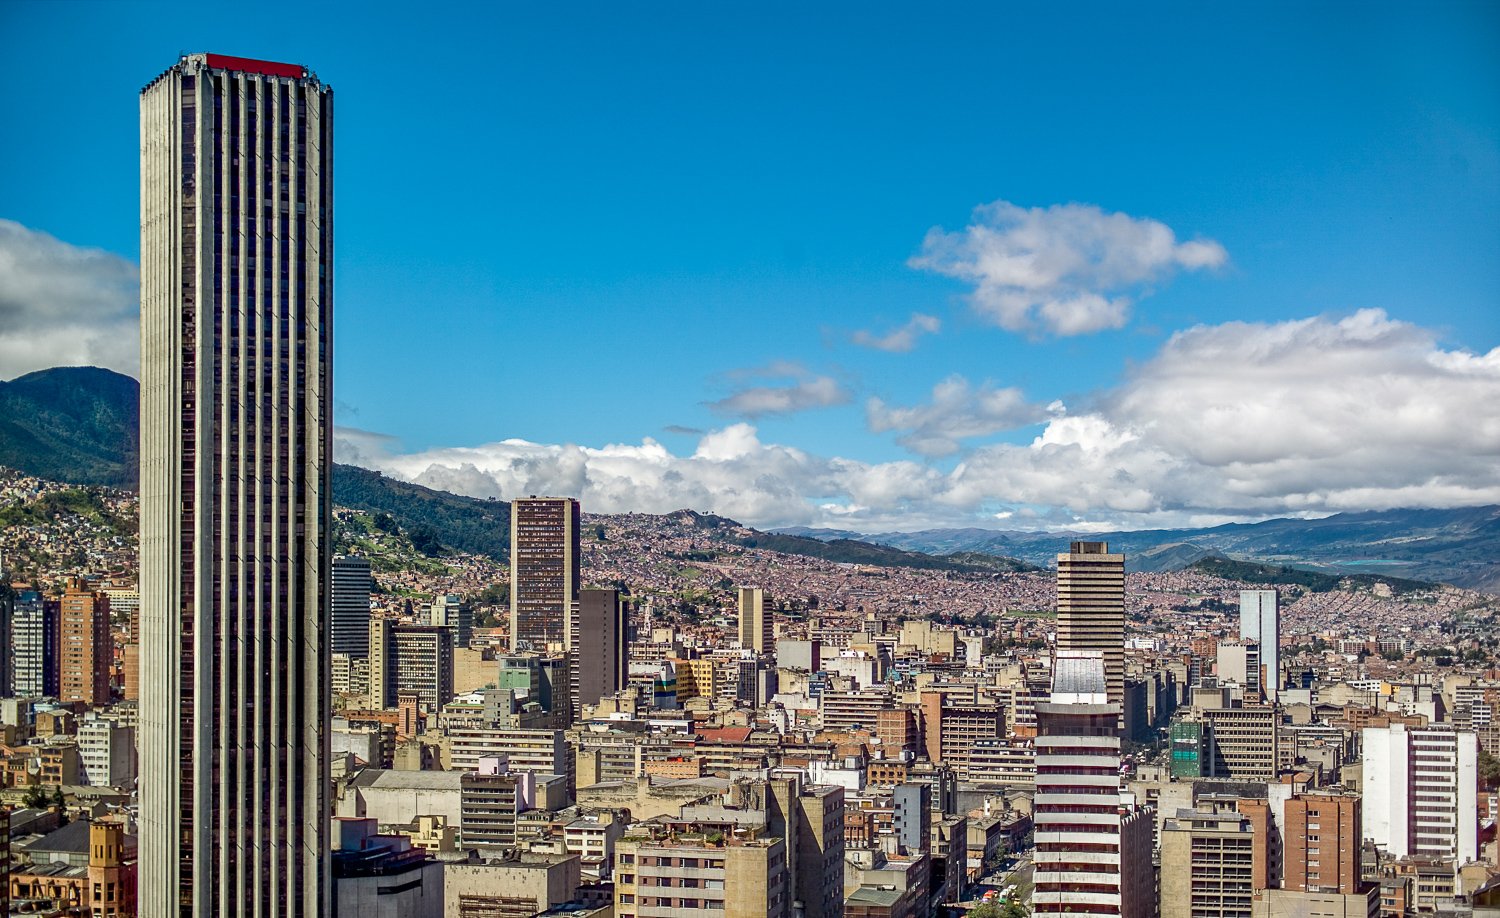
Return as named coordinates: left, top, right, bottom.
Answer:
left=332, top=556, right=372, bottom=658
left=893, top=783, right=931, bottom=854
left=1056, top=542, right=1126, bottom=718
left=768, top=775, right=845, bottom=918
left=738, top=585, right=773, bottom=653
left=1362, top=724, right=1478, bottom=863
left=368, top=619, right=454, bottom=709
left=1239, top=590, right=1280, bottom=702
left=59, top=578, right=112, bottom=705
left=0, top=578, right=12, bottom=697
left=140, top=52, right=333, bottom=916
left=510, top=497, right=581, bottom=651
left=573, top=587, right=627, bottom=715
left=78, top=716, right=137, bottom=787
left=1202, top=705, right=1280, bottom=781
left=1216, top=640, right=1261, bottom=700
left=430, top=592, right=472, bottom=651
left=461, top=757, right=535, bottom=849
left=12, top=590, right=60, bottom=697
left=614, top=831, right=790, bottom=918
left=1161, top=809, right=1257, bottom=918
left=1031, top=651, right=1154, bottom=918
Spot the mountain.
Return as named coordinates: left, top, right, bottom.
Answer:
left=779, top=507, right=1500, bottom=590
left=332, top=463, right=512, bottom=560
left=0, top=367, right=139, bottom=489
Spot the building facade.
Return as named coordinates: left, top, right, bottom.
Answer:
left=738, top=586, right=773, bottom=654
left=510, top=497, right=581, bottom=651
left=59, top=579, right=112, bottom=706
left=1238, top=590, right=1280, bottom=702
left=1362, top=724, right=1478, bottom=863
left=140, top=52, right=333, bottom=916
left=1055, top=542, right=1126, bottom=717
left=331, top=556, right=372, bottom=659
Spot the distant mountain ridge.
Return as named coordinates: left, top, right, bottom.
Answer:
left=776, top=506, right=1500, bottom=591
left=6, top=366, right=1496, bottom=590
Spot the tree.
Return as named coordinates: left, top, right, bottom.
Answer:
left=968, top=902, right=1029, bottom=918
left=1479, top=748, right=1500, bottom=789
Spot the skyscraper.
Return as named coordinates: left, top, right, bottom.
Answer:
left=509, top=497, right=580, bottom=651
left=573, top=587, right=627, bottom=716
left=1031, top=651, right=1154, bottom=918
left=59, top=578, right=112, bottom=705
left=1239, top=590, right=1280, bottom=702
left=1055, top=541, right=1125, bottom=718
left=332, top=556, right=372, bottom=659
left=140, top=53, right=332, bottom=916
left=12, top=590, right=60, bottom=698
left=431, top=592, right=472, bottom=650
left=738, top=585, right=773, bottom=653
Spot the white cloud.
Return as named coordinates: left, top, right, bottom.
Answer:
left=706, top=369, right=851, bottom=418
left=866, top=375, right=1050, bottom=456
left=0, top=219, right=140, bottom=378
left=909, top=200, right=1227, bottom=336
left=852, top=313, right=941, bottom=352
left=342, top=310, right=1500, bottom=532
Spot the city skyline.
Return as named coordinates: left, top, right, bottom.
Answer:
left=1, top=3, right=1497, bottom=536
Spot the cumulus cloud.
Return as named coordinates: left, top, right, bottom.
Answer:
left=851, top=313, right=941, bottom=352
left=343, top=310, right=1500, bottom=532
left=909, top=200, right=1227, bottom=336
left=866, top=376, right=1052, bottom=456
left=0, top=219, right=141, bottom=378
left=706, top=364, right=851, bottom=418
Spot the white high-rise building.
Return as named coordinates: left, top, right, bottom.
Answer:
left=431, top=592, right=473, bottom=650
left=78, top=715, right=137, bottom=787
left=140, top=52, right=333, bottom=917
left=1239, top=590, right=1280, bottom=702
left=1031, top=651, right=1154, bottom=918
left=332, top=556, right=372, bottom=658
left=1362, top=723, right=1477, bottom=865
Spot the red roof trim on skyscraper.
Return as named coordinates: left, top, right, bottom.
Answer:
left=204, top=54, right=304, bottom=79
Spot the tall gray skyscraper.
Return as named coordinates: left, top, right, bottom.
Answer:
left=332, top=556, right=372, bottom=659
left=1238, top=589, right=1280, bottom=702
left=140, top=53, right=332, bottom=917
left=573, top=587, right=627, bottom=716
left=1055, top=541, right=1125, bottom=720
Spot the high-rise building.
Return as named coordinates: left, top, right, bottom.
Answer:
left=1283, top=792, right=1362, bottom=894
left=12, top=590, right=60, bottom=697
left=332, top=556, right=372, bottom=659
left=140, top=52, right=333, bottom=916
left=738, top=585, right=773, bottom=653
left=1031, top=651, right=1154, bottom=918
left=1362, top=724, right=1478, bottom=863
left=59, top=578, right=112, bottom=705
left=0, top=579, right=11, bottom=698
left=430, top=592, right=472, bottom=651
left=509, top=497, right=580, bottom=651
left=1056, top=542, right=1126, bottom=718
left=1160, top=809, right=1257, bottom=918
left=1216, top=640, right=1261, bottom=700
left=368, top=619, right=454, bottom=710
left=1239, top=590, right=1280, bottom=702
left=893, top=782, right=931, bottom=854
left=573, top=587, right=627, bottom=715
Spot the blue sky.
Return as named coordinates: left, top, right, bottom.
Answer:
left=2, top=1, right=1498, bottom=530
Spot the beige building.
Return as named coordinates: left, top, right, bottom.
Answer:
left=1056, top=542, right=1126, bottom=715
left=444, top=852, right=581, bottom=917
left=615, top=832, right=790, bottom=918
left=1161, top=809, right=1258, bottom=918
left=738, top=586, right=773, bottom=654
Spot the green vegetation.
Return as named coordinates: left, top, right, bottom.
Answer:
left=0, top=366, right=139, bottom=489
left=736, top=532, right=1030, bottom=574
left=334, top=510, right=449, bottom=576
left=0, top=487, right=135, bottom=534
left=1189, top=556, right=1434, bottom=595
left=332, top=464, right=510, bottom=560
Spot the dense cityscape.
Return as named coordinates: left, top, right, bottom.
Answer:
left=1, top=31, right=1498, bottom=918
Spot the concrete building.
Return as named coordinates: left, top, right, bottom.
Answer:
left=614, top=831, right=790, bottom=918
left=13, top=590, right=59, bottom=698
left=1055, top=542, right=1126, bottom=718
left=1031, top=651, right=1153, bottom=918
left=573, top=587, right=627, bottom=716
left=768, top=775, right=845, bottom=918
left=1202, top=705, right=1281, bottom=781
left=332, top=818, right=443, bottom=917
left=77, top=716, right=136, bottom=787
left=1239, top=590, right=1280, bottom=702
left=332, top=556, right=372, bottom=659
left=444, top=852, right=581, bottom=918
left=738, top=586, right=773, bottom=654
left=140, top=52, right=333, bottom=917
left=1362, top=724, right=1478, bottom=863
left=894, top=783, right=931, bottom=855
left=1161, top=809, right=1257, bottom=918
left=510, top=497, right=581, bottom=652
left=370, top=620, right=455, bottom=710
left=431, top=593, right=473, bottom=652
left=1217, top=640, right=1262, bottom=701
left=448, top=726, right=573, bottom=778
left=337, top=769, right=465, bottom=827
left=58, top=579, right=111, bottom=705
